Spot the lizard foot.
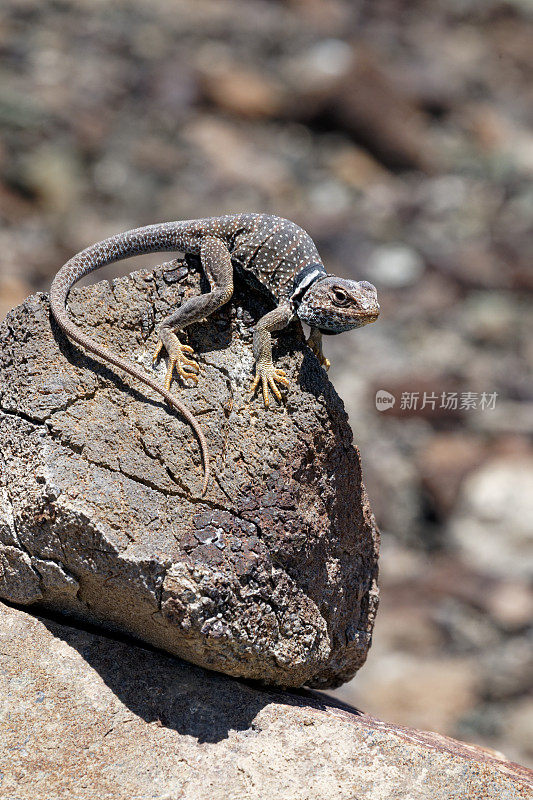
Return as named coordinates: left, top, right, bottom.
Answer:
left=153, top=338, right=200, bottom=391
left=250, top=364, right=289, bottom=408
left=307, top=334, right=330, bottom=371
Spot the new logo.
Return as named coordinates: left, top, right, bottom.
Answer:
left=375, top=390, right=396, bottom=411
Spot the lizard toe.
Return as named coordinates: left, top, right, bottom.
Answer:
left=179, top=370, right=199, bottom=384
left=273, top=369, right=289, bottom=386
left=267, top=376, right=282, bottom=401
left=152, top=340, right=164, bottom=363
left=164, top=361, right=176, bottom=392
left=262, top=376, right=270, bottom=408
left=180, top=355, right=200, bottom=373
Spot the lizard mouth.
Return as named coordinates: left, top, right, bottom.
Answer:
left=355, top=310, right=380, bottom=325
left=319, top=310, right=379, bottom=335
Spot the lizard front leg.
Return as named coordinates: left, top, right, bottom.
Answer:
left=251, top=304, right=293, bottom=408
left=306, top=326, right=330, bottom=370
left=154, top=236, right=233, bottom=391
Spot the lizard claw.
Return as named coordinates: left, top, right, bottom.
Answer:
left=153, top=337, right=200, bottom=391
left=251, top=365, right=289, bottom=408
left=316, top=352, right=330, bottom=370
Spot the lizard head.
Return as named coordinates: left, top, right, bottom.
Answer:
left=296, top=276, right=380, bottom=334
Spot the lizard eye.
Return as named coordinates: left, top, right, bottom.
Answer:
left=331, top=288, right=349, bottom=306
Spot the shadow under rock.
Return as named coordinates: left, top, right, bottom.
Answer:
left=36, top=610, right=361, bottom=745
left=38, top=612, right=275, bottom=744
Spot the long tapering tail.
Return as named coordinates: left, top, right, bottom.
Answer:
left=49, top=224, right=209, bottom=495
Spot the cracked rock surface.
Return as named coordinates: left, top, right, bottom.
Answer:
left=0, top=259, right=379, bottom=687
left=1, top=602, right=531, bottom=800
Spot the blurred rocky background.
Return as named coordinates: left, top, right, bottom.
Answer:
left=0, top=0, right=531, bottom=767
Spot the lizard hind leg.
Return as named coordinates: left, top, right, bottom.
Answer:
left=153, top=236, right=234, bottom=392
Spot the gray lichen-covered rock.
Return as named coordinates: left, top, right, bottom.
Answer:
left=0, top=259, right=379, bottom=687
left=1, top=602, right=532, bottom=800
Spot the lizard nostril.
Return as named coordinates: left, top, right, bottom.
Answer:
left=359, top=280, right=376, bottom=293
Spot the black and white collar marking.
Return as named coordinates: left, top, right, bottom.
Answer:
left=290, top=263, right=325, bottom=311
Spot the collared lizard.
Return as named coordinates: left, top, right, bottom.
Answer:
left=50, top=213, right=380, bottom=495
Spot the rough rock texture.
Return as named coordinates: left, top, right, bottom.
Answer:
left=0, top=260, right=379, bottom=688
left=1, top=602, right=531, bottom=800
